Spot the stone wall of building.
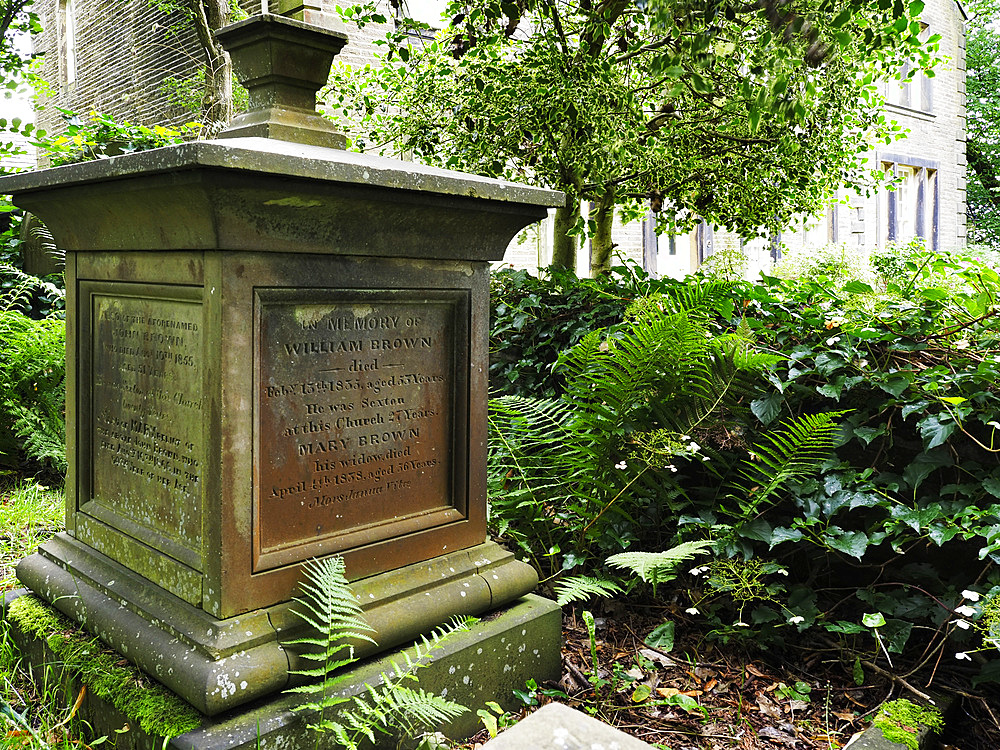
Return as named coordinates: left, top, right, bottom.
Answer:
left=33, top=0, right=203, bottom=138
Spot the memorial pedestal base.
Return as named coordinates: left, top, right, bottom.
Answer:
left=3, top=590, right=561, bottom=750
left=17, top=535, right=538, bottom=715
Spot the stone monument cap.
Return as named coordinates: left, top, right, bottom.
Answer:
left=214, top=14, right=349, bottom=147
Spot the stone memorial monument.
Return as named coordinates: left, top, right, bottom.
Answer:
left=1, top=11, right=562, bottom=741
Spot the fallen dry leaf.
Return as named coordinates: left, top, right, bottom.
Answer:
left=758, top=725, right=799, bottom=747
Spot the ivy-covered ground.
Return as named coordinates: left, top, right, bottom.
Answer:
left=484, top=245, right=1000, bottom=749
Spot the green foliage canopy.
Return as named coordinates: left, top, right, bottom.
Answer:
left=328, top=0, right=936, bottom=272
left=966, top=0, right=1000, bottom=245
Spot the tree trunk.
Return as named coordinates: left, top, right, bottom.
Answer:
left=589, top=191, right=616, bottom=277
left=188, top=0, right=233, bottom=136
left=550, top=199, right=579, bottom=271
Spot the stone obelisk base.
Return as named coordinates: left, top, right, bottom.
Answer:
left=3, top=591, right=561, bottom=750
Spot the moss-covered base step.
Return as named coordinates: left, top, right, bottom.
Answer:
left=2, top=590, right=561, bottom=750
left=846, top=697, right=952, bottom=750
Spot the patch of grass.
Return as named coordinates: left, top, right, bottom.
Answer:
left=0, top=483, right=200, bottom=746
left=0, top=481, right=64, bottom=593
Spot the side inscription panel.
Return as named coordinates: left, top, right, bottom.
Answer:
left=89, top=292, right=203, bottom=554
left=255, top=289, right=468, bottom=569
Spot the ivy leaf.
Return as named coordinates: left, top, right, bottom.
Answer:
left=645, top=621, right=675, bottom=651
left=849, top=492, right=883, bottom=510
left=918, top=414, right=956, bottom=450
left=902, top=450, right=952, bottom=491
left=767, top=527, right=804, bottom=548
left=739, top=518, right=773, bottom=542
left=828, top=530, right=869, bottom=559
left=902, top=400, right=931, bottom=419
left=817, top=382, right=843, bottom=400
left=853, top=426, right=885, bottom=445
left=751, top=393, right=782, bottom=425
left=928, top=524, right=959, bottom=545
left=877, top=374, right=911, bottom=397
left=984, top=476, right=1000, bottom=499
left=862, top=612, right=886, bottom=628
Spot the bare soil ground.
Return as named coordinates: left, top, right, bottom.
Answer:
left=460, top=602, right=1000, bottom=750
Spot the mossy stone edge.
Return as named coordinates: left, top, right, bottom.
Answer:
left=847, top=695, right=951, bottom=750
left=1, top=589, right=203, bottom=740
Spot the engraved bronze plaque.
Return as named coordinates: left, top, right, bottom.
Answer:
left=254, top=288, right=469, bottom=570
left=88, top=290, right=203, bottom=555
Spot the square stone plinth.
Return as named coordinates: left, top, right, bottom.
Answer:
left=3, top=589, right=562, bottom=750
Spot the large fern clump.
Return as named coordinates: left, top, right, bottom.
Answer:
left=488, top=282, right=840, bottom=582
left=0, top=282, right=67, bottom=474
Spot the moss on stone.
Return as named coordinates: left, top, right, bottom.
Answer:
left=872, top=698, right=943, bottom=750
left=5, top=594, right=203, bottom=737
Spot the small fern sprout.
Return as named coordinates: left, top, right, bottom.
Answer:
left=606, top=540, right=713, bottom=597
left=332, top=615, right=476, bottom=749
left=286, top=558, right=475, bottom=750
left=285, top=556, right=377, bottom=738
left=553, top=575, right=623, bottom=606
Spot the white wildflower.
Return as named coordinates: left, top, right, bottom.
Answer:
left=956, top=652, right=972, bottom=661
left=615, top=461, right=627, bottom=470
left=685, top=607, right=700, bottom=615
left=735, top=621, right=750, bottom=628
left=954, top=339, right=970, bottom=350
left=955, top=619, right=971, bottom=630
left=687, top=441, right=701, bottom=452
left=826, top=336, right=840, bottom=346
left=962, top=589, right=982, bottom=602
left=788, top=615, right=805, bottom=625
left=956, top=605, right=977, bottom=617
left=666, top=464, right=678, bottom=472
left=689, top=566, right=707, bottom=576
left=776, top=569, right=789, bottom=576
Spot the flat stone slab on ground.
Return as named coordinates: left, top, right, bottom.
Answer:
left=481, top=702, right=653, bottom=750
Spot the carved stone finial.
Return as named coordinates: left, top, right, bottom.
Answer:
left=214, top=15, right=348, bottom=148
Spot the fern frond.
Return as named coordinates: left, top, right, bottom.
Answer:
left=729, top=412, right=844, bottom=513
left=488, top=395, right=605, bottom=498
left=606, top=541, right=713, bottom=590
left=343, top=684, right=467, bottom=738
left=0, top=263, right=65, bottom=313
left=409, top=615, right=477, bottom=665
left=553, top=575, right=623, bottom=606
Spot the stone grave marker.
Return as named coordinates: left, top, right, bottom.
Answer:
left=1, top=11, right=563, bottom=730
left=480, top=703, right=655, bottom=750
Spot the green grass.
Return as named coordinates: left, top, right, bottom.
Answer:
left=0, top=481, right=202, bottom=747
left=0, top=481, right=64, bottom=593
left=0, top=480, right=80, bottom=750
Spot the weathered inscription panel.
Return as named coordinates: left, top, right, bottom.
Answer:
left=90, top=292, right=203, bottom=551
left=255, top=289, right=468, bottom=569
